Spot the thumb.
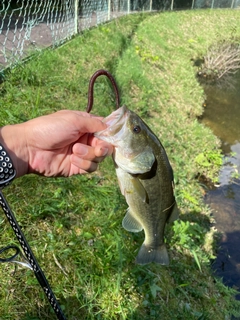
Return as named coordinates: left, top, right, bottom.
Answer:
left=74, top=114, right=107, bottom=134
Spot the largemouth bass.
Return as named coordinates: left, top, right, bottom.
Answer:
left=95, top=105, right=179, bottom=265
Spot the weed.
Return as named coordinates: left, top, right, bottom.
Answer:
left=195, top=150, right=223, bottom=183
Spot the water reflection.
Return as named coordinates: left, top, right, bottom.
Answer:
left=202, top=81, right=240, bottom=153
left=200, top=71, right=240, bottom=298
left=219, top=143, right=240, bottom=186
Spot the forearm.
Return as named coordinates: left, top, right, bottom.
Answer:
left=0, top=124, right=29, bottom=178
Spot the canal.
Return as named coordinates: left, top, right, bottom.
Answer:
left=200, top=71, right=240, bottom=299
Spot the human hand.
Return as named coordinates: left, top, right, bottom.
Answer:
left=0, top=110, right=113, bottom=178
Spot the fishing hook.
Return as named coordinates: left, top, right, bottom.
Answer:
left=0, top=245, right=19, bottom=263
left=86, top=69, right=120, bottom=113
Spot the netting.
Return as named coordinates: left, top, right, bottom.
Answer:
left=0, top=0, right=239, bottom=72
left=0, top=0, right=76, bottom=69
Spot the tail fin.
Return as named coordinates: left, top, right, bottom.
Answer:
left=135, top=243, right=169, bottom=265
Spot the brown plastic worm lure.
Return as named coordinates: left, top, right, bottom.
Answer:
left=86, top=69, right=120, bottom=113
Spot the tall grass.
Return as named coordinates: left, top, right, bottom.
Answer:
left=1, top=9, right=240, bottom=320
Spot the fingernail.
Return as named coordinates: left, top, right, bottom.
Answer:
left=101, top=147, right=109, bottom=156
left=78, top=145, right=88, bottom=156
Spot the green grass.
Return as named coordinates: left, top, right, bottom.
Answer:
left=1, top=9, right=240, bottom=320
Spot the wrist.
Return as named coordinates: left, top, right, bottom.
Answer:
left=0, top=124, right=29, bottom=178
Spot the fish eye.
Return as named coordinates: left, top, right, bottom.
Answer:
left=133, top=125, right=141, bottom=134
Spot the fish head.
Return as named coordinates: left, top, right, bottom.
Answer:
left=94, top=106, right=155, bottom=174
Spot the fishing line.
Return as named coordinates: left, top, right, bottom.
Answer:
left=0, top=244, right=33, bottom=269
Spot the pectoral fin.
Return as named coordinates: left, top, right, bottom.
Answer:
left=131, top=178, right=149, bottom=203
left=122, top=208, right=143, bottom=232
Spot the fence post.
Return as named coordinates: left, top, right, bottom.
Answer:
left=128, top=0, right=130, bottom=14
left=108, top=0, right=111, bottom=20
left=150, top=0, right=152, bottom=11
left=74, top=0, right=78, bottom=34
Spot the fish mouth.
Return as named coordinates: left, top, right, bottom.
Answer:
left=94, top=105, right=128, bottom=144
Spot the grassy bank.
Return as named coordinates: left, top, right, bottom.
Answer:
left=1, top=9, right=240, bottom=320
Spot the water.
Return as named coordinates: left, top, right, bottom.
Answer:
left=200, top=72, right=240, bottom=298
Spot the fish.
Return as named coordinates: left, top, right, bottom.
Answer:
left=94, top=105, right=179, bottom=265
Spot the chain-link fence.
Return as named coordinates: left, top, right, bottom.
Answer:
left=0, top=0, right=239, bottom=72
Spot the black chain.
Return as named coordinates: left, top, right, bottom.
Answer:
left=0, top=190, right=67, bottom=320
